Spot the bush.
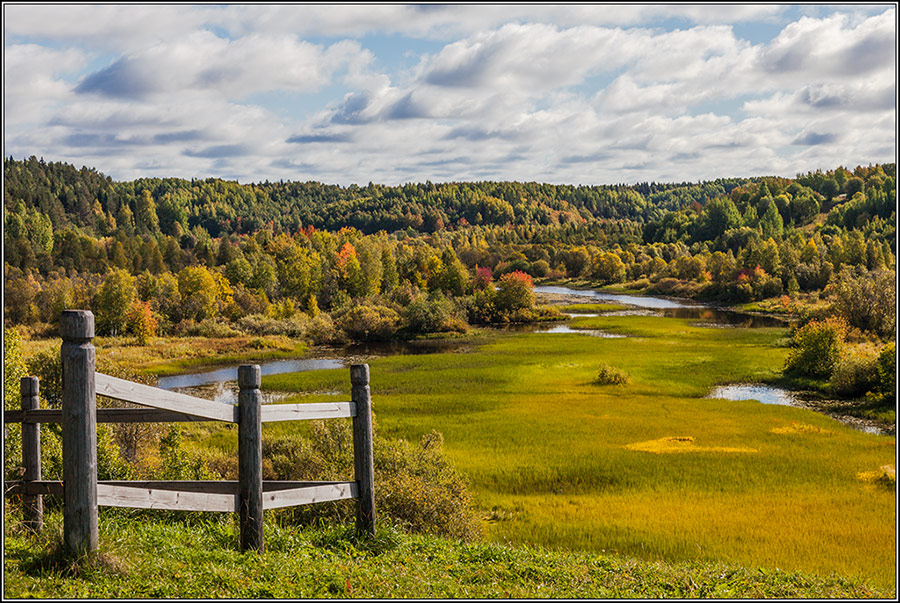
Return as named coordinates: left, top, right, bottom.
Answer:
left=827, top=266, right=896, bottom=337
left=593, top=363, right=631, bottom=385
left=830, top=349, right=879, bottom=398
left=784, top=317, right=848, bottom=379
left=876, top=343, right=896, bottom=397
left=336, top=304, right=400, bottom=341
left=237, top=313, right=309, bottom=337
left=404, top=295, right=467, bottom=335
left=183, top=318, right=242, bottom=338
left=264, top=420, right=481, bottom=540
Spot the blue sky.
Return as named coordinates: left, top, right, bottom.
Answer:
left=3, top=4, right=896, bottom=186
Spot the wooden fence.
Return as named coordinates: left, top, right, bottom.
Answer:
left=4, top=310, right=375, bottom=553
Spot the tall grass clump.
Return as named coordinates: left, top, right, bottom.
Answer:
left=593, top=362, right=631, bottom=385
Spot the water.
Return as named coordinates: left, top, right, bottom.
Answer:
left=534, top=285, right=694, bottom=309
left=535, top=285, right=786, bottom=328
left=157, top=358, right=345, bottom=390
left=707, top=384, right=797, bottom=406
left=707, top=384, right=888, bottom=435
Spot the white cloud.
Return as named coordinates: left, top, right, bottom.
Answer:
left=3, top=5, right=895, bottom=185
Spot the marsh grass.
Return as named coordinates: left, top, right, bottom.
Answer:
left=257, top=316, right=895, bottom=590
left=33, top=312, right=894, bottom=592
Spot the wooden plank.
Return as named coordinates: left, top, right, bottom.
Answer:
left=262, top=481, right=357, bottom=510
left=5, top=480, right=64, bottom=496
left=95, top=373, right=237, bottom=423
left=260, top=402, right=356, bottom=422
left=97, top=483, right=238, bottom=512
left=5, top=480, right=351, bottom=498
left=6, top=408, right=215, bottom=424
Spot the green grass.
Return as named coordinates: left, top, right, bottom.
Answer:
left=558, top=303, right=630, bottom=313
left=257, top=315, right=896, bottom=591
left=3, top=510, right=890, bottom=598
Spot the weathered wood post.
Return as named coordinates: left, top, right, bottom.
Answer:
left=351, top=364, right=375, bottom=537
left=60, top=310, right=98, bottom=553
left=20, top=376, right=43, bottom=532
left=238, top=364, right=264, bottom=552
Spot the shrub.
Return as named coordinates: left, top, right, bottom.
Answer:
left=336, top=304, right=400, bottom=341
left=184, top=318, right=242, bottom=338
left=784, top=317, right=848, bottom=379
left=404, top=295, right=467, bottom=335
left=593, top=363, right=631, bottom=385
left=826, top=266, right=896, bottom=337
left=264, top=420, right=481, bottom=541
left=237, top=313, right=309, bottom=337
left=495, top=271, right=535, bottom=315
left=876, top=343, right=896, bottom=397
left=830, top=349, right=879, bottom=398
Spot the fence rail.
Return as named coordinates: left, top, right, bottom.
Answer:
left=3, top=309, right=376, bottom=553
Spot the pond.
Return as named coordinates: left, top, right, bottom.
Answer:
left=707, top=383, right=888, bottom=435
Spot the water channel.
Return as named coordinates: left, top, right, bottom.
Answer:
left=156, top=285, right=886, bottom=435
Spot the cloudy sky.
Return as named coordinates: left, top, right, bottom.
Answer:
left=3, top=4, right=896, bottom=186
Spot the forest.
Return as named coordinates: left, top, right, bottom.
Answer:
left=4, top=156, right=895, bottom=345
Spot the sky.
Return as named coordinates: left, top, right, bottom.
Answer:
left=2, top=3, right=897, bottom=187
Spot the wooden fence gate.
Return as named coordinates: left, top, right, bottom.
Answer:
left=4, top=310, right=375, bottom=553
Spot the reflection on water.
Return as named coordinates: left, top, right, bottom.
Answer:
left=535, top=285, right=693, bottom=309
left=536, top=285, right=786, bottom=328
left=157, top=357, right=345, bottom=390
left=707, top=384, right=887, bottom=435
left=535, top=324, right=626, bottom=338
left=707, top=384, right=796, bottom=406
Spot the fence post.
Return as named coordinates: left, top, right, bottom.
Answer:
left=238, top=364, right=264, bottom=552
left=60, top=310, right=98, bottom=553
left=21, top=376, right=43, bottom=532
left=351, top=364, right=375, bottom=537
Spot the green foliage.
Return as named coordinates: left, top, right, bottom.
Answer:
left=263, top=420, right=480, bottom=541
left=96, top=269, right=137, bottom=335
left=826, top=266, right=896, bottom=338
left=495, top=271, right=535, bottom=315
left=829, top=349, right=879, bottom=398
left=4, top=327, right=28, bottom=478
left=784, top=317, right=848, bottom=379
left=157, top=426, right=214, bottom=480
left=336, top=304, right=401, bottom=341
left=592, top=362, right=631, bottom=385
left=875, top=343, right=895, bottom=396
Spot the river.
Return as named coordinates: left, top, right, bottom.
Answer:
left=154, top=285, right=886, bottom=435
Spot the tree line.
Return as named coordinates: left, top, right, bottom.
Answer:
left=4, top=157, right=895, bottom=343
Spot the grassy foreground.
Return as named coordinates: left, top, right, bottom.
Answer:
left=260, top=313, right=896, bottom=592
left=3, top=510, right=890, bottom=599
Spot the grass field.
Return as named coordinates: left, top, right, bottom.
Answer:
left=11, top=309, right=895, bottom=594
left=3, top=511, right=890, bottom=598
left=258, top=313, right=896, bottom=591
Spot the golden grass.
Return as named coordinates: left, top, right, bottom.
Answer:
left=770, top=422, right=832, bottom=435
left=624, top=436, right=758, bottom=454
left=857, top=465, right=896, bottom=488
